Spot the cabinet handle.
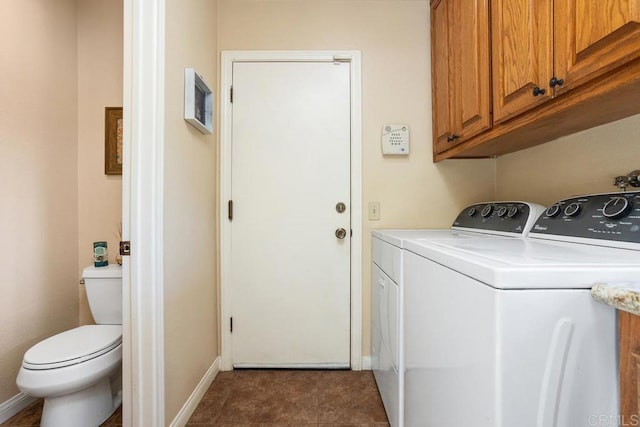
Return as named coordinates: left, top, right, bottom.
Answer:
left=549, top=77, right=564, bottom=88
left=446, top=134, right=460, bottom=143
left=533, top=86, right=547, bottom=97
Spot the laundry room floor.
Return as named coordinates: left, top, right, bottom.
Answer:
left=187, top=370, right=389, bottom=426
left=3, top=370, right=389, bottom=426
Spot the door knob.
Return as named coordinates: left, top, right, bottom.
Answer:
left=335, top=228, right=347, bottom=239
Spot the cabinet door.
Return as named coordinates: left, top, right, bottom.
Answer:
left=431, top=0, right=455, bottom=152
left=491, top=0, right=554, bottom=123
left=555, top=0, right=640, bottom=95
left=452, top=0, right=491, bottom=141
left=432, top=0, right=491, bottom=153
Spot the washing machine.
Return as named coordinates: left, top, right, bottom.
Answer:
left=371, top=201, right=545, bottom=427
left=402, top=191, right=640, bottom=426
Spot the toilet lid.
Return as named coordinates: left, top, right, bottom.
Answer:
left=23, top=325, right=122, bottom=370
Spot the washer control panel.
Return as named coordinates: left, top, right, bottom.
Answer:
left=452, top=202, right=542, bottom=235
left=531, top=191, right=640, bottom=244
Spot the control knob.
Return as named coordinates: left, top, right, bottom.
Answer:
left=481, top=204, right=493, bottom=218
left=602, top=197, right=632, bottom=219
left=564, top=202, right=581, bottom=217
left=506, top=206, right=519, bottom=218
left=497, top=206, right=508, bottom=217
left=545, top=204, right=561, bottom=218
left=467, top=207, right=477, bottom=217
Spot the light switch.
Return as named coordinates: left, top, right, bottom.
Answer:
left=369, top=202, right=381, bottom=221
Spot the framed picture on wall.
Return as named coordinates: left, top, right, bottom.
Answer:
left=104, top=107, right=123, bottom=175
left=184, top=68, right=213, bottom=134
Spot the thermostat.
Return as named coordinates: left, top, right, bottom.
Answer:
left=382, top=124, right=409, bottom=155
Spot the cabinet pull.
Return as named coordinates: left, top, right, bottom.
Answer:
left=549, top=77, right=564, bottom=88
left=447, top=134, right=460, bottom=143
left=533, top=86, right=547, bottom=96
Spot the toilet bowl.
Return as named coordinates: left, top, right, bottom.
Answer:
left=17, top=264, right=122, bottom=427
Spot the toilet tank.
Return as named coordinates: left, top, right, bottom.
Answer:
left=82, top=264, right=122, bottom=324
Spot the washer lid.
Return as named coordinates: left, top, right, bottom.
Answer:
left=23, top=325, right=122, bottom=370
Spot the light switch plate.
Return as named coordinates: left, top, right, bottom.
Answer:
left=382, top=124, right=409, bottom=155
left=369, top=201, right=381, bottom=221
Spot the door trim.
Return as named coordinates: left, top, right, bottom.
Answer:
left=123, top=0, right=166, bottom=425
left=219, top=50, right=363, bottom=371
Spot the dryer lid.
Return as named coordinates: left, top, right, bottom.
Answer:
left=23, top=325, right=122, bottom=370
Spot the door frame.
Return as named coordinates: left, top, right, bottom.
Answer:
left=123, top=0, right=166, bottom=425
left=219, top=50, right=363, bottom=371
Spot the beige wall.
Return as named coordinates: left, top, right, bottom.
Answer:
left=163, top=0, right=219, bottom=423
left=496, top=114, right=640, bottom=205
left=77, top=0, right=123, bottom=325
left=217, top=0, right=496, bottom=357
left=0, top=0, right=79, bottom=403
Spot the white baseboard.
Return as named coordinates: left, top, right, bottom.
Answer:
left=169, top=356, right=220, bottom=427
left=361, top=355, right=372, bottom=370
left=0, top=392, right=38, bottom=424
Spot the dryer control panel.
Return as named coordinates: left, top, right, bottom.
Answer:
left=531, top=191, right=640, bottom=246
left=452, top=202, right=544, bottom=235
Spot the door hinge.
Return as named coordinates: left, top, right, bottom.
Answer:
left=228, top=200, right=233, bottom=221
left=230, top=317, right=233, bottom=333
left=350, top=229, right=353, bottom=238
left=230, top=85, right=233, bottom=103
left=119, top=241, right=131, bottom=256
left=333, top=55, right=351, bottom=63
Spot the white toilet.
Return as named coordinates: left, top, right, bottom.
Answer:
left=17, top=264, right=123, bottom=427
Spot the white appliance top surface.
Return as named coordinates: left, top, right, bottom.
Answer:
left=404, top=237, right=640, bottom=289
left=372, top=229, right=500, bottom=248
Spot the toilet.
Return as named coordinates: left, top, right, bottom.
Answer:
left=17, top=264, right=123, bottom=427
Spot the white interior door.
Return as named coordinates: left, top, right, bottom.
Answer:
left=230, top=61, right=351, bottom=368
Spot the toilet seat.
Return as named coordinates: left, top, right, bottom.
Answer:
left=23, top=325, right=122, bottom=370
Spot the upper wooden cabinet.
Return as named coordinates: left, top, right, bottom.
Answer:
left=554, top=0, right=640, bottom=95
left=431, top=0, right=640, bottom=161
left=492, top=0, right=640, bottom=123
left=491, top=0, right=554, bottom=123
left=431, top=0, right=491, bottom=154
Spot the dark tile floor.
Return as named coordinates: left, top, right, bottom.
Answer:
left=187, top=370, right=389, bottom=426
left=3, top=370, right=388, bottom=427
